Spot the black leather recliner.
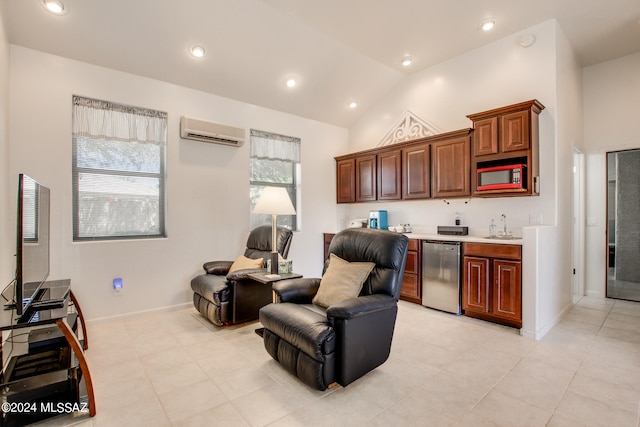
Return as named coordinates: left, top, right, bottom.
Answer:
left=259, top=228, right=409, bottom=390
left=191, top=225, right=293, bottom=326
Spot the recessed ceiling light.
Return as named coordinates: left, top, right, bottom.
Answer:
left=286, top=78, right=297, bottom=88
left=349, top=101, right=358, bottom=109
left=43, top=0, right=66, bottom=15
left=189, top=45, right=206, bottom=58
left=480, top=18, right=496, bottom=31
left=401, top=56, right=413, bottom=67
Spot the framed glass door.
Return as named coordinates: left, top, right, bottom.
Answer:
left=606, top=149, right=640, bottom=302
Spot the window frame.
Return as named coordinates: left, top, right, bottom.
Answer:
left=249, top=130, right=301, bottom=231
left=71, top=96, right=167, bottom=241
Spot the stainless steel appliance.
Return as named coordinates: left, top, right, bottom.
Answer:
left=422, top=240, right=462, bottom=314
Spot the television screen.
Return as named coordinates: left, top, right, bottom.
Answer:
left=15, top=174, right=50, bottom=316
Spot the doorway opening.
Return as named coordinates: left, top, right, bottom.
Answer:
left=606, top=149, right=640, bottom=302
left=572, top=149, right=585, bottom=303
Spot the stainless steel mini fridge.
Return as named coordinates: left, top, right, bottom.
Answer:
left=421, top=240, right=462, bottom=314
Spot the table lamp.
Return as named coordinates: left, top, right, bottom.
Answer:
left=252, top=186, right=296, bottom=274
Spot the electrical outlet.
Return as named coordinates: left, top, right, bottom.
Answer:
left=113, top=278, right=123, bottom=296
left=528, top=214, right=543, bottom=225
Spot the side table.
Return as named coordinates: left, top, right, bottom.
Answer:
left=247, top=271, right=303, bottom=285
left=247, top=272, right=302, bottom=337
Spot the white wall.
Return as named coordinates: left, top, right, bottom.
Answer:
left=347, top=20, right=580, bottom=338
left=0, top=8, right=10, bottom=286
left=539, top=21, right=582, bottom=333
left=8, top=46, right=347, bottom=320
left=583, top=52, right=640, bottom=296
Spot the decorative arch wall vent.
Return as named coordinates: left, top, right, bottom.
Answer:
left=377, top=110, right=442, bottom=147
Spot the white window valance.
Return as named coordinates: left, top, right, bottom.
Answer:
left=250, top=129, right=300, bottom=163
left=72, top=96, right=167, bottom=145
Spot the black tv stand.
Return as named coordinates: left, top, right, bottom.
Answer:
left=0, top=280, right=95, bottom=425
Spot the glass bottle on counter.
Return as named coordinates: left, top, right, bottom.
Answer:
left=489, top=219, right=497, bottom=237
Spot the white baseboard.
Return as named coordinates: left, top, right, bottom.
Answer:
left=532, top=302, right=573, bottom=340
left=87, top=302, right=193, bottom=324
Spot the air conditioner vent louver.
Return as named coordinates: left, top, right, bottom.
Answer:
left=180, top=116, right=245, bottom=147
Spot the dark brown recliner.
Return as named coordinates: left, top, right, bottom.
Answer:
left=259, top=228, right=408, bottom=390
left=191, top=225, right=293, bottom=326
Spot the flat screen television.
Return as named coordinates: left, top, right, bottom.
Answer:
left=14, top=173, right=51, bottom=316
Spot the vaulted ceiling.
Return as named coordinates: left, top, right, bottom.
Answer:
left=3, top=0, right=640, bottom=127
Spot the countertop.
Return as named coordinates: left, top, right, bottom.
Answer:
left=326, top=229, right=523, bottom=245
left=397, top=232, right=522, bottom=245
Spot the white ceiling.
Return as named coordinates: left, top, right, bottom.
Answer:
left=3, top=0, right=640, bottom=127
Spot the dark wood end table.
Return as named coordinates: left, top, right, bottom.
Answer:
left=248, top=271, right=302, bottom=337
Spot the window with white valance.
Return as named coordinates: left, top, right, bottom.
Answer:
left=72, top=95, right=167, bottom=240
left=250, top=129, right=301, bottom=231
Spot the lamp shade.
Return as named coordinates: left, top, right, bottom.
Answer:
left=252, top=186, right=296, bottom=215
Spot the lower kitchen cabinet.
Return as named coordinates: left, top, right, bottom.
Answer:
left=400, top=239, right=421, bottom=304
left=323, top=233, right=334, bottom=264
left=462, top=242, right=522, bottom=328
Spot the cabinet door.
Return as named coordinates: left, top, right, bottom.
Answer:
left=336, top=159, right=355, bottom=203
left=473, top=117, right=498, bottom=156
left=400, top=240, right=421, bottom=303
left=323, top=233, right=335, bottom=264
left=356, top=154, right=377, bottom=202
left=500, top=110, right=529, bottom=153
left=492, top=260, right=522, bottom=322
left=463, top=256, right=489, bottom=313
left=431, top=136, right=471, bottom=198
left=402, top=143, right=430, bottom=199
left=377, top=150, right=401, bottom=200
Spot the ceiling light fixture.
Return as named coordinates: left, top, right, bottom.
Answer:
left=43, top=0, right=66, bottom=15
left=480, top=18, right=496, bottom=32
left=349, top=101, right=358, bottom=109
left=286, top=78, right=297, bottom=88
left=189, top=45, right=206, bottom=58
left=401, top=56, right=412, bottom=67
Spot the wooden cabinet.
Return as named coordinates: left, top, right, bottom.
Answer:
left=402, top=143, right=430, bottom=199
left=467, top=100, right=544, bottom=197
left=323, top=233, right=334, bottom=264
left=501, top=110, right=530, bottom=153
left=336, top=158, right=355, bottom=203
left=431, top=131, right=471, bottom=198
left=463, top=256, right=489, bottom=312
left=355, top=154, right=377, bottom=202
left=335, top=128, right=471, bottom=203
left=400, top=239, right=421, bottom=304
left=462, top=242, right=522, bottom=328
left=335, top=100, right=544, bottom=203
left=377, top=149, right=402, bottom=200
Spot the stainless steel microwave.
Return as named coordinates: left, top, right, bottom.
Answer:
left=477, top=164, right=525, bottom=191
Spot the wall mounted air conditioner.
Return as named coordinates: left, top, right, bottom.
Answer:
left=180, top=116, right=246, bottom=147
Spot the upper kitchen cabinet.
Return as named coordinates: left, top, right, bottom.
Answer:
left=402, top=142, right=430, bottom=199
left=335, top=129, right=471, bottom=203
left=355, top=154, right=377, bottom=202
left=377, top=149, right=402, bottom=200
left=336, top=158, right=356, bottom=203
left=467, top=100, right=545, bottom=197
left=334, top=98, right=543, bottom=203
left=431, top=129, right=472, bottom=198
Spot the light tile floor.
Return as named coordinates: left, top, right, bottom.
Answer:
left=34, top=296, right=640, bottom=427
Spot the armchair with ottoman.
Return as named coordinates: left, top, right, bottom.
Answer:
left=191, top=225, right=293, bottom=326
left=259, top=228, right=409, bottom=390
